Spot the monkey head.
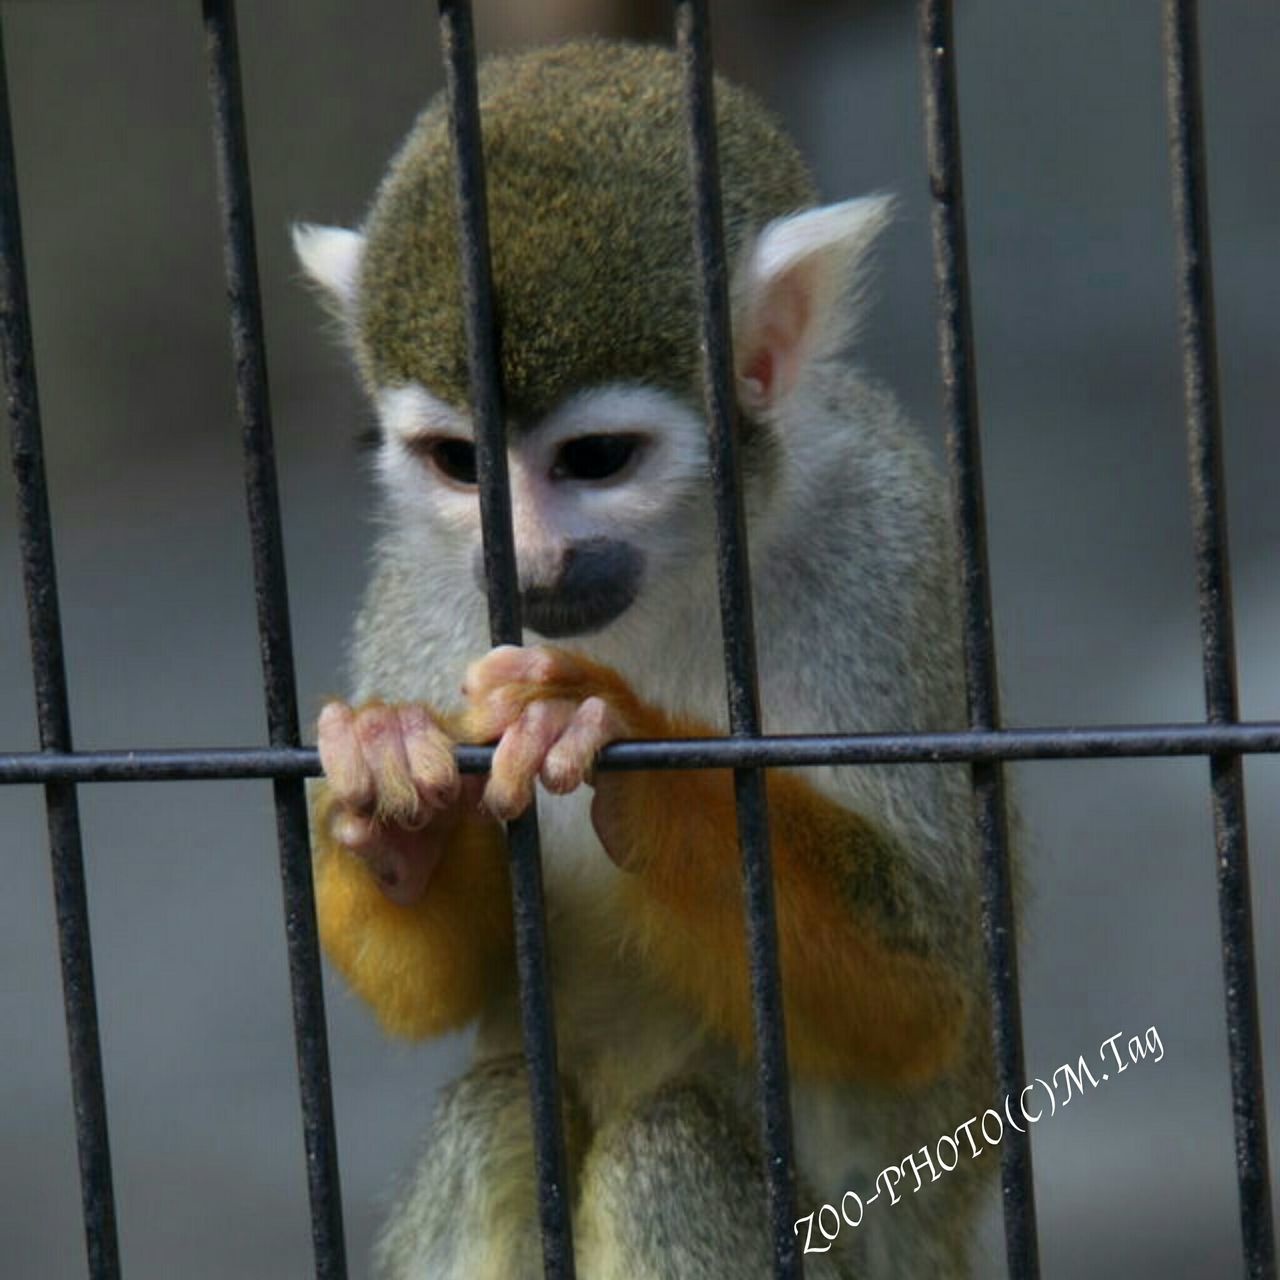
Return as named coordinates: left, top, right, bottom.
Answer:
left=295, top=39, right=890, bottom=642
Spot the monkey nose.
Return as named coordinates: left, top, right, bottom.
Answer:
left=520, top=539, right=644, bottom=639
left=472, top=540, right=643, bottom=637
left=470, top=543, right=562, bottom=596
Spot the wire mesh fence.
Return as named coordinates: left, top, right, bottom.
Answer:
left=1, top=2, right=1274, bottom=1278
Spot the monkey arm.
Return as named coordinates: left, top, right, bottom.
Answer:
left=472, top=645, right=973, bottom=1087
left=310, top=783, right=512, bottom=1039
left=461, top=645, right=971, bottom=1087
left=600, top=759, right=972, bottom=1088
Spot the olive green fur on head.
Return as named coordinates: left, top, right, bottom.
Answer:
left=355, top=38, right=817, bottom=420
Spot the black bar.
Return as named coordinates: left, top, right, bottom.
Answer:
left=1, top=25, right=121, bottom=1280
left=1163, top=4, right=1276, bottom=1275
left=435, top=4, right=576, bottom=1276
left=201, top=3, right=347, bottom=1276
left=673, top=3, right=800, bottom=1276
left=917, top=3, right=1040, bottom=1275
left=0, top=17, right=122, bottom=1280
left=4, top=718, right=1280, bottom=785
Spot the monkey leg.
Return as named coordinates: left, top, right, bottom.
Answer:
left=574, top=1079, right=864, bottom=1280
left=373, top=1055, right=588, bottom=1280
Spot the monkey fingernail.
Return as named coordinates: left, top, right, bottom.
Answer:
left=398, top=807, right=432, bottom=833
left=373, top=782, right=422, bottom=829
left=482, top=779, right=531, bottom=822
left=541, top=752, right=579, bottom=794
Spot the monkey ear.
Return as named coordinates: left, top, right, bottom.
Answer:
left=291, top=223, right=364, bottom=315
left=733, top=196, right=892, bottom=413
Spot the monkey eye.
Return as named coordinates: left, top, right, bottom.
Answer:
left=552, top=433, right=646, bottom=483
left=412, top=436, right=478, bottom=486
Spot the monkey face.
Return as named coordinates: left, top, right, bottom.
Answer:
left=373, top=381, right=716, bottom=642
left=293, top=38, right=897, bottom=660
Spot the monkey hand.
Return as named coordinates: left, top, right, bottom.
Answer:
left=460, top=645, right=641, bottom=827
left=316, top=700, right=483, bottom=905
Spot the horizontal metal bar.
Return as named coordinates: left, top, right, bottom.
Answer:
left=3, top=720, right=1279, bottom=785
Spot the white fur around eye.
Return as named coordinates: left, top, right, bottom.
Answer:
left=372, top=384, right=478, bottom=525
left=539, top=384, right=707, bottom=486
left=376, top=383, right=472, bottom=444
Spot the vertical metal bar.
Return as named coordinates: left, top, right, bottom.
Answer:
left=436, top=4, right=576, bottom=1276
left=0, top=17, right=122, bottom=1280
left=917, top=3, right=1040, bottom=1276
left=673, top=3, right=800, bottom=1275
left=201, top=4, right=347, bottom=1276
left=1163, top=5, right=1276, bottom=1276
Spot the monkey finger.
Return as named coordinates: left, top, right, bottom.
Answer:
left=353, top=702, right=420, bottom=825
left=460, top=647, right=552, bottom=741
left=541, top=696, right=626, bottom=794
left=463, top=644, right=587, bottom=708
left=460, top=644, right=530, bottom=703
left=397, top=703, right=460, bottom=814
left=483, top=698, right=575, bottom=821
left=318, top=701, right=377, bottom=814
left=458, top=686, right=525, bottom=744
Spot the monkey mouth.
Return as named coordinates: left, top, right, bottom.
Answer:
left=519, top=540, right=644, bottom=638
left=520, top=581, right=637, bottom=638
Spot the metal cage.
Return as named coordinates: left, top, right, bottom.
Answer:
left=0, top=2, right=1274, bottom=1278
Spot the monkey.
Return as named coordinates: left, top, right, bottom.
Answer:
left=294, top=38, right=998, bottom=1280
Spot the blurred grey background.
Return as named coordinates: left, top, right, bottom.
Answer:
left=1, top=1, right=1276, bottom=1277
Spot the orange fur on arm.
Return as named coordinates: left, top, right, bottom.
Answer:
left=310, top=784, right=512, bottom=1039
left=588, top=687, right=970, bottom=1088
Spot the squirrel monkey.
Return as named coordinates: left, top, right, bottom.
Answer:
left=295, top=38, right=996, bottom=1280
